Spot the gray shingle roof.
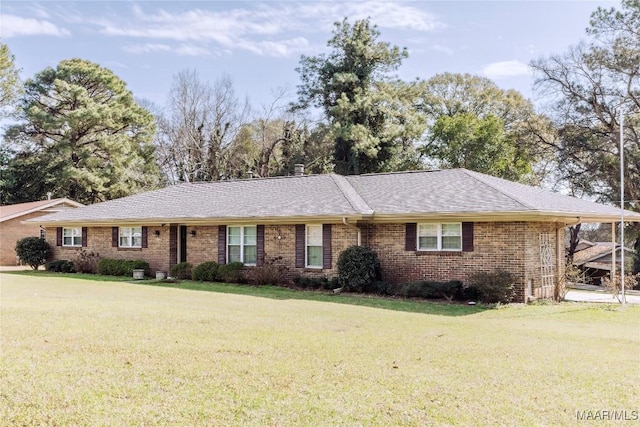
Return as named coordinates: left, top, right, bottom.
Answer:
left=32, top=169, right=640, bottom=224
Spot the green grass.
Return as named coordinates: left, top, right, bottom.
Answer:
left=1, top=273, right=638, bottom=426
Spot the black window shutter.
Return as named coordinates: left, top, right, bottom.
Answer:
left=141, top=226, right=148, bottom=248
left=462, top=222, right=474, bottom=252
left=322, top=224, right=332, bottom=269
left=81, top=227, right=87, bottom=247
left=256, top=225, right=265, bottom=266
left=112, top=227, right=118, bottom=247
left=405, top=223, right=417, bottom=251
left=169, top=225, right=178, bottom=267
left=295, top=224, right=305, bottom=268
left=218, top=225, right=227, bottom=264
left=56, top=227, right=62, bottom=246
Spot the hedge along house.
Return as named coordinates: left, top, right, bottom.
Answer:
left=30, top=168, right=640, bottom=302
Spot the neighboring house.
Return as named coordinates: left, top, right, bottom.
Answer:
left=572, top=241, right=635, bottom=285
left=30, top=168, right=640, bottom=302
left=0, top=198, right=83, bottom=265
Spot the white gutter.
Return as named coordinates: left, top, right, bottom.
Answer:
left=342, top=217, right=361, bottom=246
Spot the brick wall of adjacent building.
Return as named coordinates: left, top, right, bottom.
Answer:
left=45, top=221, right=558, bottom=300
left=1, top=213, right=49, bottom=265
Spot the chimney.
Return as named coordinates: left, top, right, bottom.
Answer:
left=46, top=192, right=52, bottom=200
left=294, top=164, right=304, bottom=176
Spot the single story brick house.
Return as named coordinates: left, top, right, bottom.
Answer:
left=0, top=198, right=83, bottom=265
left=30, top=168, right=640, bottom=301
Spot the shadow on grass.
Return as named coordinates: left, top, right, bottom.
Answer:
left=3, top=270, right=489, bottom=317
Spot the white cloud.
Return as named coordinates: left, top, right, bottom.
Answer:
left=0, top=14, right=70, bottom=37
left=483, top=60, right=531, bottom=79
left=93, top=2, right=443, bottom=58
left=175, top=44, right=210, bottom=57
left=123, top=43, right=171, bottom=54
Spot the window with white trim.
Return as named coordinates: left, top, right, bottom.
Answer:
left=119, top=226, right=142, bottom=248
left=63, top=227, right=82, bottom=247
left=306, top=224, right=323, bottom=268
left=227, top=226, right=257, bottom=265
left=418, top=223, right=462, bottom=251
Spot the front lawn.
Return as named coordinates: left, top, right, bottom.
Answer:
left=1, top=273, right=638, bottom=426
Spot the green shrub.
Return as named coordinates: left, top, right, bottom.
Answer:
left=15, top=237, right=51, bottom=270
left=171, top=262, right=193, bottom=280
left=336, top=246, right=381, bottom=293
left=468, top=270, right=516, bottom=304
left=218, top=261, right=245, bottom=283
left=192, top=262, right=219, bottom=282
left=397, top=280, right=463, bottom=300
left=364, top=280, right=394, bottom=295
left=45, top=260, right=76, bottom=273
left=73, top=249, right=100, bottom=274
left=97, top=259, right=149, bottom=277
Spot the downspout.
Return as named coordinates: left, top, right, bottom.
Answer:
left=342, top=217, right=361, bottom=246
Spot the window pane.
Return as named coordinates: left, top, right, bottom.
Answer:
left=442, top=223, right=461, bottom=236
left=63, top=228, right=72, bottom=237
left=307, top=225, right=322, bottom=246
left=244, top=226, right=257, bottom=245
left=73, top=236, right=82, bottom=246
left=63, top=236, right=73, bottom=246
left=244, top=245, right=257, bottom=265
left=307, top=246, right=322, bottom=267
left=228, top=245, right=241, bottom=263
left=120, top=236, right=129, bottom=246
left=418, top=224, right=437, bottom=236
left=419, top=236, right=438, bottom=250
left=442, top=236, right=462, bottom=250
left=228, top=227, right=241, bottom=245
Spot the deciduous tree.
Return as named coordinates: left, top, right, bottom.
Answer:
left=0, top=41, right=21, bottom=117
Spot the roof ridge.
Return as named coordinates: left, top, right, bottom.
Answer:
left=329, top=174, right=374, bottom=215
left=460, top=169, right=534, bottom=210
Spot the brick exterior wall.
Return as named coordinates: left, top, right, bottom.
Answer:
left=1, top=212, right=49, bottom=265
left=360, top=221, right=558, bottom=302
left=45, top=221, right=558, bottom=301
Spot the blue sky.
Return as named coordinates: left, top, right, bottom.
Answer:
left=0, top=1, right=618, bottom=111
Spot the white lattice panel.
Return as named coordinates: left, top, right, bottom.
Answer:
left=540, top=233, right=554, bottom=291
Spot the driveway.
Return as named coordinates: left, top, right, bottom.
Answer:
left=565, top=286, right=640, bottom=305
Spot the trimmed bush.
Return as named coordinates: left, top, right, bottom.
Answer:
left=364, top=280, right=394, bottom=295
left=73, top=249, right=100, bottom=274
left=45, top=260, right=76, bottom=273
left=396, top=280, right=463, bottom=300
left=97, top=259, right=149, bottom=277
left=192, top=262, right=219, bottom=282
left=171, top=262, right=193, bottom=280
left=293, top=276, right=339, bottom=290
left=15, top=237, right=51, bottom=270
left=218, top=262, right=245, bottom=283
left=468, top=270, right=516, bottom=304
left=336, top=246, right=381, bottom=293
left=249, top=257, right=288, bottom=286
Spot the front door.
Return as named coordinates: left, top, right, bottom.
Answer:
left=179, top=225, right=187, bottom=263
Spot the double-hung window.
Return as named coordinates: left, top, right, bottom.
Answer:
left=306, top=225, right=323, bottom=268
left=62, top=227, right=82, bottom=247
left=227, top=226, right=257, bottom=265
left=119, top=226, right=142, bottom=248
left=418, top=223, right=462, bottom=251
